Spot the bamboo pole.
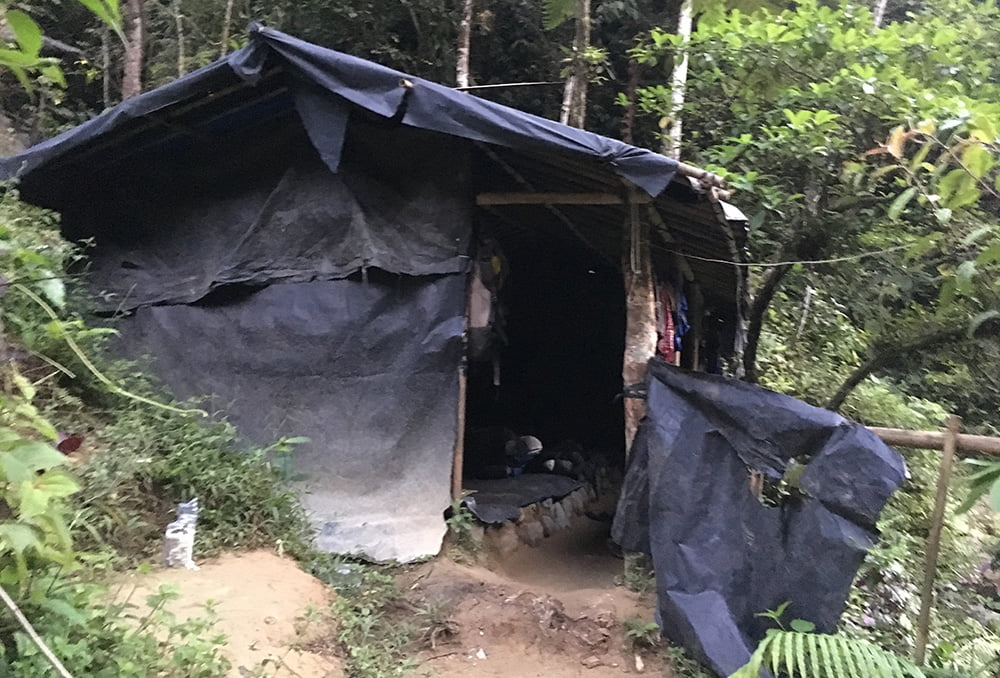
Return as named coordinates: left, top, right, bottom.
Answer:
left=0, top=584, right=74, bottom=678
left=912, top=414, right=960, bottom=665
left=868, top=426, right=1000, bottom=457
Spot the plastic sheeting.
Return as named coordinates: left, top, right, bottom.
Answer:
left=1, top=26, right=678, bottom=197
left=116, top=275, right=466, bottom=562
left=612, top=362, right=906, bottom=677
left=77, top=119, right=472, bottom=562
left=83, top=129, right=471, bottom=311
left=464, top=474, right=583, bottom=524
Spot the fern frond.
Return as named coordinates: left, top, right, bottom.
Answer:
left=541, top=0, right=576, bottom=30
left=728, top=631, right=929, bottom=678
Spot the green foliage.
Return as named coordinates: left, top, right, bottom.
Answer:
left=0, top=370, right=78, bottom=587
left=954, top=459, right=1000, bottom=514
left=444, top=494, right=480, bottom=557
left=728, top=630, right=935, bottom=678
left=329, top=567, right=417, bottom=678
left=619, top=552, right=656, bottom=594
left=5, top=581, right=229, bottom=677
left=663, top=643, right=716, bottom=678
left=542, top=0, right=577, bottom=31
left=72, top=402, right=313, bottom=560
left=0, top=191, right=315, bottom=675
left=624, top=617, right=660, bottom=650
left=631, top=0, right=1000, bottom=404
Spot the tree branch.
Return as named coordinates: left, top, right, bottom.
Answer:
left=743, top=262, right=793, bottom=383
left=825, top=326, right=967, bottom=411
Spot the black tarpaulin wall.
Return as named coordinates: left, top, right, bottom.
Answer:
left=81, top=119, right=471, bottom=562
left=612, top=362, right=907, bottom=676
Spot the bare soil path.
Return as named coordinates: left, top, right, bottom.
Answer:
left=410, top=515, right=663, bottom=677
left=126, top=515, right=665, bottom=677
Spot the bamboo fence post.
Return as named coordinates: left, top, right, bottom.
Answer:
left=913, top=413, right=961, bottom=665
left=0, top=583, right=74, bottom=678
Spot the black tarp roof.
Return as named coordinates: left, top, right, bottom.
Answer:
left=0, top=24, right=680, bottom=194
left=0, top=24, right=747, bottom=309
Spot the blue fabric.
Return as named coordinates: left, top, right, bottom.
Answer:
left=1, top=24, right=678, bottom=196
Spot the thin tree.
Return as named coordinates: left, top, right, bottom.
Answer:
left=662, top=0, right=692, bottom=159
left=872, top=0, right=889, bottom=29
left=122, top=0, right=144, bottom=99
left=456, top=0, right=473, bottom=87
left=173, top=0, right=185, bottom=78
left=544, top=0, right=592, bottom=128
left=220, top=0, right=234, bottom=58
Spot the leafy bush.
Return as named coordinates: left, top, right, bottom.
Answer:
left=5, top=580, right=229, bottom=677
left=728, top=629, right=936, bottom=678
left=71, top=401, right=313, bottom=562
left=0, top=190, right=313, bottom=675
left=329, top=567, right=417, bottom=678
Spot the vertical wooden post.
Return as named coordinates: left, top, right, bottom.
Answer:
left=687, top=283, right=703, bottom=371
left=451, top=263, right=475, bottom=501
left=451, top=366, right=468, bottom=500
left=913, top=413, right=960, bottom=665
left=621, top=192, right=657, bottom=453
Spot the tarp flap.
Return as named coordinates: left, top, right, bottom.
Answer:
left=114, top=275, right=466, bottom=562
left=84, top=129, right=471, bottom=310
left=1, top=26, right=678, bottom=197
left=463, top=474, right=583, bottom=524
left=291, top=84, right=350, bottom=173
left=612, top=363, right=906, bottom=677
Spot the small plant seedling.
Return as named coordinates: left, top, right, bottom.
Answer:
left=625, top=617, right=661, bottom=650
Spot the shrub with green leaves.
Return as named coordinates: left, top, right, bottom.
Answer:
left=728, top=629, right=927, bottom=678
left=5, top=581, right=229, bottom=677
left=329, top=567, right=417, bottom=678
left=72, top=401, right=313, bottom=562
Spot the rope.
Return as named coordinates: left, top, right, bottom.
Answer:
left=661, top=244, right=910, bottom=268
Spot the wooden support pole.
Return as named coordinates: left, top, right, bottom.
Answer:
left=621, top=192, right=657, bottom=454
left=868, top=426, right=1000, bottom=457
left=913, top=414, right=960, bottom=666
left=451, top=367, right=468, bottom=501
left=451, top=266, right=474, bottom=501
left=687, top=283, right=704, bottom=370
left=476, top=192, right=652, bottom=206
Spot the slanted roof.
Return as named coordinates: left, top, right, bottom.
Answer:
left=0, top=24, right=746, bottom=309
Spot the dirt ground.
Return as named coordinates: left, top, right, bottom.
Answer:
left=123, top=550, right=343, bottom=677
left=127, top=515, right=665, bottom=678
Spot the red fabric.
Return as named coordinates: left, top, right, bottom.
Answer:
left=658, top=286, right=675, bottom=362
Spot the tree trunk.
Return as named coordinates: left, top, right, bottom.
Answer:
left=560, top=0, right=591, bottom=128
left=174, top=0, right=185, bottom=78
left=824, top=350, right=888, bottom=412
left=122, top=0, right=145, bottom=99
left=620, top=57, right=640, bottom=144
left=456, top=0, right=473, bottom=87
left=825, top=327, right=966, bottom=411
left=872, top=0, right=889, bottom=29
left=621, top=198, right=658, bottom=452
left=742, top=263, right=793, bottom=383
left=662, top=0, right=692, bottom=159
left=220, top=0, right=235, bottom=58
left=101, top=27, right=111, bottom=108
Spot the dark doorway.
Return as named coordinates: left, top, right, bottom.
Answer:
left=464, top=218, right=626, bottom=478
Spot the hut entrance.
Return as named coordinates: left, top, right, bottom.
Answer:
left=460, top=219, right=625, bottom=525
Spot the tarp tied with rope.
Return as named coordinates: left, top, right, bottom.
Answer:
left=613, top=363, right=906, bottom=676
